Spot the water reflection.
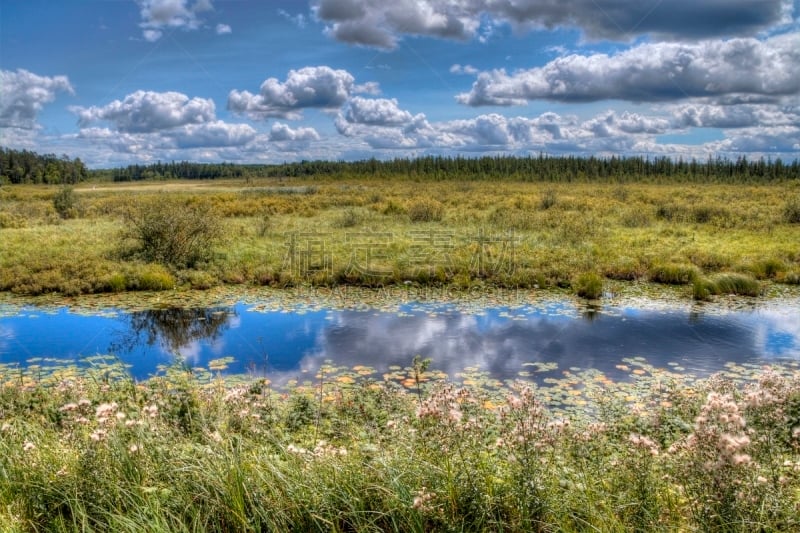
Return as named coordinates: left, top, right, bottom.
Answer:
left=0, top=300, right=798, bottom=384
left=110, top=307, right=236, bottom=361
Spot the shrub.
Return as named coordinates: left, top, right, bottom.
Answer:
left=53, top=186, right=78, bottom=219
left=655, top=203, right=685, bottom=221
left=691, top=205, right=729, bottom=224
left=123, top=198, right=222, bottom=268
left=408, top=199, right=444, bottom=222
left=382, top=200, right=406, bottom=216
left=574, top=272, right=604, bottom=299
left=539, top=189, right=557, bottom=210
left=336, top=207, right=363, bottom=228
left=784, top=197, right=800, bottom=224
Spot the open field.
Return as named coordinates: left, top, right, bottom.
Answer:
left=1, top=356, right=800, bottom=532
left=1, top=177, right=799, bottom=298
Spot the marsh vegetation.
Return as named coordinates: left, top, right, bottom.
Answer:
left=1, top=174, right=799, bottom=299
left=1, top=357, right=800, bottom=532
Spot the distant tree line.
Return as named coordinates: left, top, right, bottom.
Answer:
left=0, top=147, right=88, bottom=185
left=109, top=160, right=245, bottom=181
left=109, top=154, right=800, bottom=184
left=2, top=147, right=798, bottom=184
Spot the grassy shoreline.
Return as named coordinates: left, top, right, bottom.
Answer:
left=1, top=178, right=799, bottom=300
left=2, top=355, right=799, bottom=532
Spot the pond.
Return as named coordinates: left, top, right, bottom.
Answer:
left=2, top=293, right=799, bottom=388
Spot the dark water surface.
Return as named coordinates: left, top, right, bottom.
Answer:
left=1, top=298, right=799, bottom=385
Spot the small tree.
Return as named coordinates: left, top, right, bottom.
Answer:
left=123, top=198, right=222, bottom=268
left=53, top=185, right=78, bottom=218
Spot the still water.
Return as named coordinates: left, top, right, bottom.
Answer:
left=1, top=298, right=799, bottom=385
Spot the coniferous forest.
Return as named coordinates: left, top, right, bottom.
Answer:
left=2, top=146, right=798, bottom=184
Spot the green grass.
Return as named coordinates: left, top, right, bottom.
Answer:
left=1, top=179, right=799, bottom=298
left=694, top=273, right=761, bottom=300
left=574, top=272, right=604, bottom=299
left=1, top=358, right=799, bottom=532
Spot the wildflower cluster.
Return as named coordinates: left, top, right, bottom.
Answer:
left=2, top=360, right=800, bottom=532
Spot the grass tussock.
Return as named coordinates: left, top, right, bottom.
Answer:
left=408, top=199, right=444, bottom=222
left=574, top=272, right=604, bottom=299
left=649, top=263, right=699, bottom=285
left=694, top=273, right=761, bottom=300
left=2, top=360, right=800, bottom=532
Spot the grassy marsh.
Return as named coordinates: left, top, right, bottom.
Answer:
left=1, top=178, right=799, bottom=298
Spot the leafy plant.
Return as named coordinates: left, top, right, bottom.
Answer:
left=123, top=198, right=222, bottom=268
left=53, top=185, right=78, bottom=219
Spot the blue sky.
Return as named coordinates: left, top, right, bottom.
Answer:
left=1, top=0, right=798, bottom=167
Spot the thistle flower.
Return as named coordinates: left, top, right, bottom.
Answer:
left=95, top=402, right=118, bottom=420
left=628, top=433, right=660, bottom=456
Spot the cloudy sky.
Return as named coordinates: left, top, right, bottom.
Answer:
left=0, top=0, right=798, bottom=168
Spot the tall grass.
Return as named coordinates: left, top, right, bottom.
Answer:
left=1, top=360, right=799, bottom=532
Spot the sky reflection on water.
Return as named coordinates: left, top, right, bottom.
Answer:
left=1, top=299, right=798, bottom=384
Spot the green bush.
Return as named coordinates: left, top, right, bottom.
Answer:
left=123, top=198, right=222, bottom=268
left=52, top=186, right=78, bottom=219
left=408, top=199, right=444, bottom=222
left=784, top=197, right=800, bottom=224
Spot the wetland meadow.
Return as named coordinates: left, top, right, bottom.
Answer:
left=2, top=161, right=800, bottom=531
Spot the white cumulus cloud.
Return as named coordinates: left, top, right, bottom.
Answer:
left=0, top=69, right=74, bottom=129
left=268, top=122, right=321, bottom=142
left=228, top=66, right=374, bottom=120
left=457, top=34, right=800, bottom=106
left=72, top=90, right=216, bottom=133
left=136, top=0, right=215, bottom=40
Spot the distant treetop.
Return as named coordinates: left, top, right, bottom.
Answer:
left=0, top=147, right=88, bottom=185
